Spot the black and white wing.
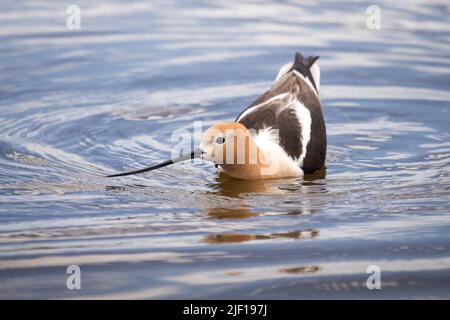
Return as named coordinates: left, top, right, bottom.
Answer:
left=236, top=52, right=326, bottom=173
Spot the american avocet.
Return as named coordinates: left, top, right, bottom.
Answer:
left=107, top=52, right=326, bottom=180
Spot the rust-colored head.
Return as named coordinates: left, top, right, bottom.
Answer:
left=200, top=122, right=259, bottom=166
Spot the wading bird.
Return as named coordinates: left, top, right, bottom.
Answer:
left=107, top=52, right=326, bottom=180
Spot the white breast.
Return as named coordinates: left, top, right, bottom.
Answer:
left=252, top=128, right=304, bottom=178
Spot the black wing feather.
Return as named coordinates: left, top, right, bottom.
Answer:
left=272, top=107, right=303, bottom=160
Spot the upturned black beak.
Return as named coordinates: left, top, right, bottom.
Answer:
left=105, top=148, right=203, bottom=178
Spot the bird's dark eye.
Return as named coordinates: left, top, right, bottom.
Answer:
left=215, top=136, right=225, bottom=144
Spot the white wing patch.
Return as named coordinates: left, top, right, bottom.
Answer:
left=274, top=60, right=321, bottom=94
left=309, top=61, right=320, bottom=93
left=274, top=62, right=293, bottom=82
left=236, top=92, right=292, bottom=122
left=292, top=100, right=312, bottom=166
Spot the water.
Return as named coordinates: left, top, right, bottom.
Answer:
left=0, top=0, right=450, bottom=299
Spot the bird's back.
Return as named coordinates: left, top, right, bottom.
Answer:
left=236, top=52, right=326, bottom=174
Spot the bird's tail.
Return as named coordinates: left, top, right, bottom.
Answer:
left=291, top=52, right=320, bottom=93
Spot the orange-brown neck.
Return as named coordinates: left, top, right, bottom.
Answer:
left=202, top=122, right=302, bottom=180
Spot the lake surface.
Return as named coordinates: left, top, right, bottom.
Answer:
left=0, top=0, right=449, bottom=299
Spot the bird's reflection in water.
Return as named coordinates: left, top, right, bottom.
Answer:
left=204, top=170, right=326, bottom=220
left=208, top=172, right=295, bottom=198
left=204, top=172, right=292, bottom=219
left=305, top=167, right=327, bottom=181
left=205, top=207, right=260, bottom=219
left=209, top=169, right=327, bottom=197
left=279, top=265, right=321, bottom=275
left=223, top=265, right=321, bottom=277
left=202, top=229, right=319, bottom=244
left=203, top=171, right=325, bottom=244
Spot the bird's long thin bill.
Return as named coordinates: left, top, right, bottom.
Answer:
left=105, top=148, right=202, bottom=178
